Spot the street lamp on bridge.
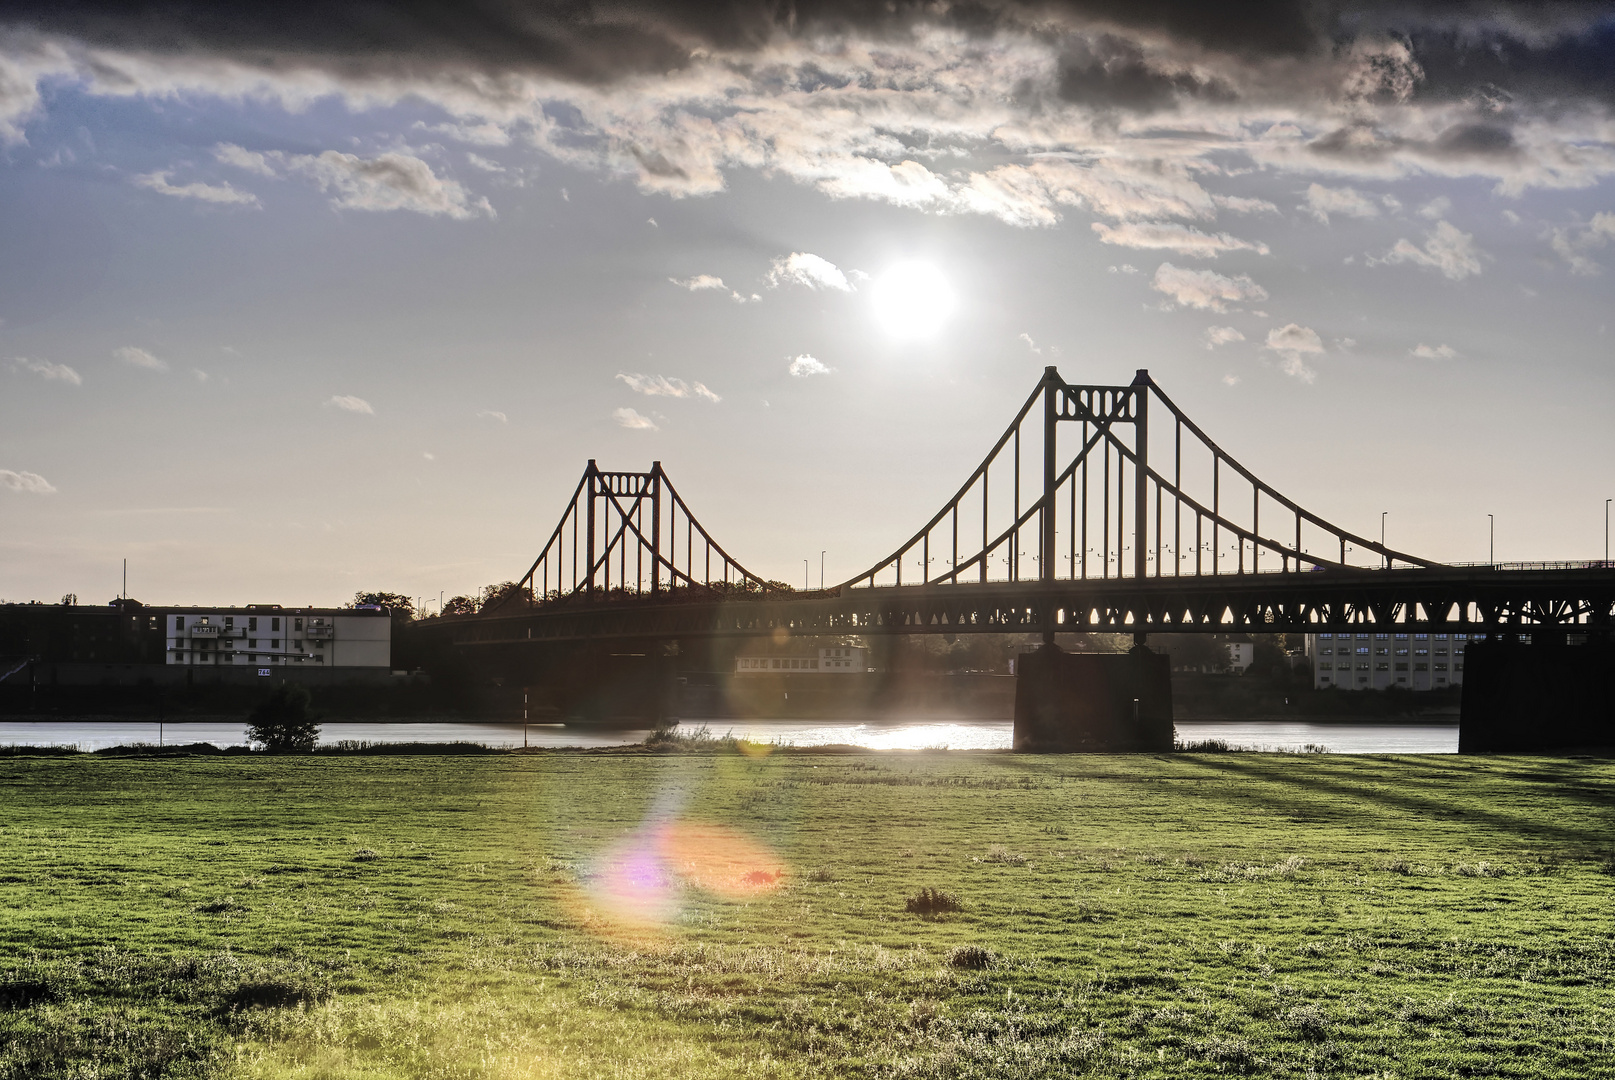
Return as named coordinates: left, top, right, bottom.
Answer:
left=1488, top=514, right=1495, bottom=566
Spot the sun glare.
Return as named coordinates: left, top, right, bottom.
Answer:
left=871, top=261, right=955, bottom=338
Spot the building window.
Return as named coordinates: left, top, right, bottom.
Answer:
left=1375, top=663, right=1389, bottom=671
left=225, top=617, right=234, bottom=628
left=295, top=618, right=303, bottom=631
left=175, top=616, right=185, bottom=630
left=1375, top=647, right=1388, bottom=655
left=249, top=654, right=257, bottom=662
left=248, top=617, right=257, bottom=631
left=1454, top=663, right=1463, bottom=673
left=272, top=618, right=280, bottom=631
left=1356, top=647, right=1370, bottom=655
left=1434, top=663, right=1447, bottom=672
left=1395, top=663, right=1409, bottom=671
left=272, top=639, right=280, bottom=649
left=1415, top=663, right=1428, bottom=671
left=1395, top=633, right=1408, bottom=640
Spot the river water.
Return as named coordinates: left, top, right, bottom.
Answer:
left=0, top=718, right=1458, bottom=753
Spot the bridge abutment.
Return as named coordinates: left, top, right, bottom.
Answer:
left=1012, top=643, right=1173, bottom=752
left=1459, top=636, right=1614, bottom=752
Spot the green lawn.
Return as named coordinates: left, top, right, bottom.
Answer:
left=1, top=750, right=1612, bottom=1078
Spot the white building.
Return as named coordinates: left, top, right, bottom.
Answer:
left=735, top=645, right=869, bottom=674
left=1306, top=631, right=1470, bottom=691
left=1226, top=639, right=1254, bottom=673
left=165, top=606, right=390, bottom=671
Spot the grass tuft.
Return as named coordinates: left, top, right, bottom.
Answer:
left=977, top=843, right=1028, bottom=865
left=945, top=944, right=995, bottom=970
left=905, top=887, right=963, bottom=915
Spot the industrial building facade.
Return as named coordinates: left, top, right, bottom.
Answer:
left=166, top=607, right=390, bottom=671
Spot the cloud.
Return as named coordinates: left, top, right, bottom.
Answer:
left=465, top=152, right=504, bottom=172
left=1107, top=264, right=1138, bottom=274
left=5, top=3, right=1615, bottom=254
left=212, top=143, right=276, bottom=176
left=1370, top=220, right=1486, bottom=280
left=1092, top=221, right=1268, bottom=257
left=286, top=151, right=493, bottom=219
left=1411, top=343, right=1458, bottom=359
left=788, top=354, right=833, bottom=378
left=0, top=469, right=55, bottom=494
left=134, top=171, right=259, bottom=206
left=13, top=358, right=81, bottom=384
left=612, top=406, right=657, bottom=430
left=477, top=409, right=508, bottom=423
left=1203, top=326, right=1245, bottom=349
left=191, top=368, right=210, bottom=382
left=1151, top=263, right=1268, bottom=312
left=1221, top=374, right=1240, bottom=387
left=615, top=372, right=721, bottom=402
left=326, top=394, right=374, bottom=414
left=670, top=274, right=727, bottom=291
left=114, top=346, right=167, bottom=371
left=1418, top=195, right=1453, bottom=219
left=1019, top=332, right=1041, bottom=354
left=1550, top=212, right=1615, bottom=275
left=1302, top=183, right=1379, bottom=224
left=768, top=253, right=852, bottom=292
left=1263, top=323, right=1323, bottom=382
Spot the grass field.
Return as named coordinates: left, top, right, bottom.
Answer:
left=1, top=748, right=1612, bottom=1078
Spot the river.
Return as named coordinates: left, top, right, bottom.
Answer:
left=0, top=718, right=1458, bottom=753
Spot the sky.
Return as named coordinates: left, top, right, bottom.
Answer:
left=0, top=0, right=1613, bottom=608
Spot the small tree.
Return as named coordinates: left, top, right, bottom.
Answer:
left=246, top=683, right=320, bottom=752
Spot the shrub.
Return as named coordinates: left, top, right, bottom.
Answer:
left=806, top=867, right=836, bottom=882
left=905, top=887, right=963, bottom=915
left=353, top=848, right=380, bottom=862
left=245, top=683, right=320, bottom=752
left=946, top=944, right=995, bottom=969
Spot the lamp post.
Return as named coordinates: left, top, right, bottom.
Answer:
left=1381, top=512, right=1388, bottom=569
left=1488, top=514, right=1494, bottom=565
left=804, top=559, right=809, bottom=590
left=820, top=550, right=826, bottom=590
left=1606, top=499, right=1611, bottom=565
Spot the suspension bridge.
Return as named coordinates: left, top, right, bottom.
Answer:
left=447, top=367, right=1614, bottom=650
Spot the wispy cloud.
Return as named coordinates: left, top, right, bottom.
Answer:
left=1092, top=221, right=1268, bottom=257
left=769, top=253, right=853, bottom=292
left=215, top=142, right=493, bottom=219
left=788, top=354, right=833, bottom=378
left=12, top=358, right=82, bottom=385
left=1263, top=324, right=1324, bottom=382
left=1018, top=333, right=1041, bottom=354
left=1203, top=326, right=1245, bottom=349
left=326, top=394, right=374, bottom=414
left=1411, top=343, right=1458, bottom=359
left=612, top=406, right=657, bottom=429
left=669, top=274, right=753, bottom=302
left=0, top=469, right=55, bottom=494
left=1302, top=183, right=1379, bottom=225
left=133, top=170, right=259, bottom=206
left=1151, top=263, right=1267, bottom=312
left=1370, top=221, right=1485, bottom=280
left=1550, top=212, right=1615, bottom=276
left=616, top=373, right=720, bottom=402
left=114, top=346, right=167, bottom=372
left=477, top=409, right=508, bottom=423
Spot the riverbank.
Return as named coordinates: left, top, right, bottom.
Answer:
left=1, top=753, right=1609, bottom=1078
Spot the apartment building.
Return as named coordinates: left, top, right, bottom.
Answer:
left=1306, top=630, right=1470, bottom=691
left=166, top=606, right=389, bottom=671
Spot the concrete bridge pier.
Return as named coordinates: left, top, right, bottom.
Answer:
left=1012, top=637, right=1174, bottom=752
left=1459, top=634, right=1614, bottom=752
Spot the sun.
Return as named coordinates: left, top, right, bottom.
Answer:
left=871, top=261, right=955, bottom=338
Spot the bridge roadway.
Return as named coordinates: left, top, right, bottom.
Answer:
left=445, top=563, right=1615, bottom=648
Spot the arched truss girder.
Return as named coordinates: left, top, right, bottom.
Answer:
left=843, top=367, right=1440, bottom=592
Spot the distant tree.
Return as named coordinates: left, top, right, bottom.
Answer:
left=478, top=581, right=528, bottom=612
left=245, top=683, right=320, bottom=752
left=59, top=593, right=77, bottom=606
left=1174, top=635, right=1231, bottom=672
left=353, top=591, right=415, bottom=617
left=442, top=595, right=478, bottom=617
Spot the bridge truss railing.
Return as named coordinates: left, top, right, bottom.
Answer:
left=844, top=367, right=1439, bottom=592
left=498, top=460, right=779, bottom=612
